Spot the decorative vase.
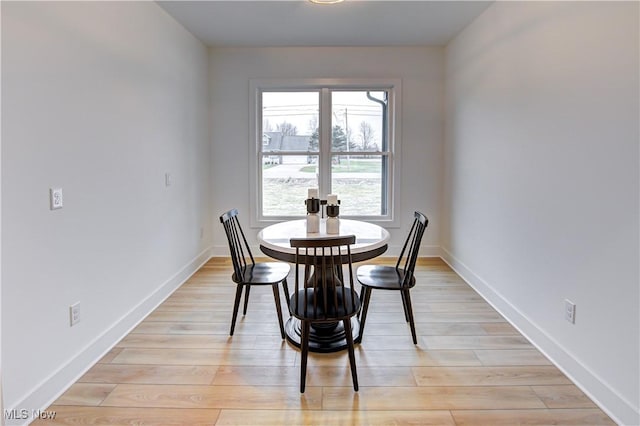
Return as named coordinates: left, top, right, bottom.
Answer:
left=305, top=190, right=321, bottom=233
left=306, top=212, right=320, bottom=233
left=326, top=216, right=339, bottom=234
left=326, top=201, right=340, bottom=234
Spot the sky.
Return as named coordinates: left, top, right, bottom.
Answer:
left=262, top=90, right=385, bottom=147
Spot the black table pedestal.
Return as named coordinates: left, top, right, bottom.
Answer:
left=284, top=317, right=361, bottom=353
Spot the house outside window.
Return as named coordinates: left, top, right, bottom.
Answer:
left=249, top=79, right=401, bottom=226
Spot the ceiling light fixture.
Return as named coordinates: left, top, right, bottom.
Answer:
left=309, top=0, right=345, bottom=4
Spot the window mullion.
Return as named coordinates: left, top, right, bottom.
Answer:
left=319, top=88, right=332, bottom=198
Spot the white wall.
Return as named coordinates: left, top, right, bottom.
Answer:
left=210, top=47, right=443, bottom=256
left=444, top=2, right=639, bottom=424
left=1, top=2, right=211, bottom=423
left=1, top=3, right=3, bottom=419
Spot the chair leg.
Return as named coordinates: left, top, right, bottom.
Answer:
left=282, top=278, right=291, bottom=312
left=400, top=290, right=410, bottom=322
left=242, top=285, right=251, bottom=315
left=356, top=287, right=372, bottom=343
left=300, top=321, right=311, bottom=393
left=272, top=284, right=285, bottom=339
left=403, top=289, right=417, bottom=344
left=230, top=284, right=243, bottom=336
left=344, top=318, right=359, bottom=392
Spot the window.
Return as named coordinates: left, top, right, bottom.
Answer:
left=249, top=79, right=401, bottom=225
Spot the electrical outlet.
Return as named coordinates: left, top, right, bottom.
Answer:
left=564, top=299, right=576, bottom=324
left=50, top=188, right=63, bottom=210
left=165, top=172, right=172, bottom=187
left=70, top=302, right=81, bottom=326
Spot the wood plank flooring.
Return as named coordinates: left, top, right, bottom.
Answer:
left=36, top=258, right=614, bottom=425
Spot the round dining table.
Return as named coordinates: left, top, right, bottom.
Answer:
left=257, top=218, right=390, bottom=352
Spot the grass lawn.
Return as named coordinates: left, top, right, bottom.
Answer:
left=263, top=178, right=381, bottom=216
left=299, top=159, right=380, bottom=174
left=262, top=161, right=383, bottom=216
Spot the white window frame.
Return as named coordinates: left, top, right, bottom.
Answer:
left=249, top=78, right=402, bottom=227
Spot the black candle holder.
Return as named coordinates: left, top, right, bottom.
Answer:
left=319, top=199, right=340, bottom=218
left=326, top=204, right=340, bottom=218
left=305, top=198, right=320, bottom=214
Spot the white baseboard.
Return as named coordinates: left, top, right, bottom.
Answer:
left=440, top=247, right=639, bottom=426
left=5, top=248, right=213, bottom=426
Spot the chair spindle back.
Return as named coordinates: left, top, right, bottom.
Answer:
left=219, top=209, right=255, bottom=278
left=396, top=211, right=428, bottom=288
left=291, top=235, right=357, bottom=321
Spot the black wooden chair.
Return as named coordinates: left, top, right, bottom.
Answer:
left=219, top=209, right=290, bottom=339
left=356, top=211, right=428, bottom=344
left=289, top=235, right=360, bottom=393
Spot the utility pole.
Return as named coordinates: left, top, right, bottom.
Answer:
left=344, top=108, right=350, bottom=169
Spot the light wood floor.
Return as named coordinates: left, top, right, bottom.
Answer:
left=36, top=258, right=614, bottom=425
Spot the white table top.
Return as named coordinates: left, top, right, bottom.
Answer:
left=258, top=218, right=390, bottom=257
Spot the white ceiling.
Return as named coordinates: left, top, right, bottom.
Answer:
left=157, top=1, right=493, bottom=47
